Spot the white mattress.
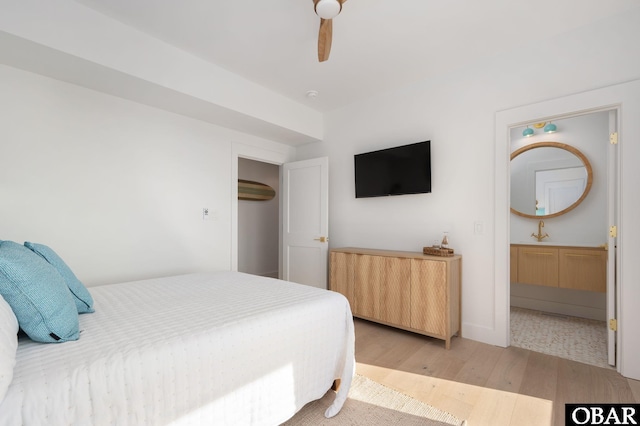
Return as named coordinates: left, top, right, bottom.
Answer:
left=0, top=272, right=355, bottom=425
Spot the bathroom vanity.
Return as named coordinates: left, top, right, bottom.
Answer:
left=510, top=243, right=606, bottom=292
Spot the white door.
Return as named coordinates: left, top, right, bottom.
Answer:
left=544, top=179, right=584, bottom=214
left=607, top=111, right=618, bottom=366
left=282, top=157, right=329, bottom=288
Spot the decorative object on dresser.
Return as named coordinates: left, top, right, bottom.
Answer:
left=330, top=247, right=461, bottom=349
left=423, top=246, right=455, bottom=257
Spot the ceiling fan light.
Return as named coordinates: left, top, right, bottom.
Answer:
left=544, top=122, right=557, bottom=133
left=315, top=0, right=342, bottom=19
left=522, top=127, right=534, bottom=138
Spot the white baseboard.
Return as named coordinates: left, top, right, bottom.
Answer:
left=510, top=296, right=606, bottom=321
left=260, top=271, right=279, bottom=279
left=461, top=322, right=508, bottom=348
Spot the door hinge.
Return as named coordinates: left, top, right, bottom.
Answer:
left=609, top=318, right=617, bottom=331
left=610, top=132, right=618, bottom=145
left=609, top=225, right=617, bottom=238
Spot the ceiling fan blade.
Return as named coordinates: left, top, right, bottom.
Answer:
left=318, top=18, right=333, bottom=62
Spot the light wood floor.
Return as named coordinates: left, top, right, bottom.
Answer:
left=354, top=318, right=640, bottom=426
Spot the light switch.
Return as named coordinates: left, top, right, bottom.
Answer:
left=474, top=221, right=484, bottom=235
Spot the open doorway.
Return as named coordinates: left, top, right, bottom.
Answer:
left=495, top=79, right=640, bottom=380
left=508, top=110, right=615, bottom=369
left=230, top=146, right=330, bottom=288
left=237, top=158, right=280, bottom=278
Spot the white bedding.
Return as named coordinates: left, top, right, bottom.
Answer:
left=0, top=272, right=355, bottom=425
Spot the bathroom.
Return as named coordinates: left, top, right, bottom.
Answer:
left=509, top=110, right=613, bottom=368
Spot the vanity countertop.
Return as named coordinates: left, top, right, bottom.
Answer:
left=512, top=241, right=605, bottom=249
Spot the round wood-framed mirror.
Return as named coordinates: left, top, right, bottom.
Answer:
left=510, top=142, right=593, bottom=219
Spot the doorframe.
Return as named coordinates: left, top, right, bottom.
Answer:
left=231, top=142, right=294, bottom=273
left=495, top=79, right=640, bottom=379
left=606, top=109, right=618, bottom=366
left=507, top=107, right=618, bottom=364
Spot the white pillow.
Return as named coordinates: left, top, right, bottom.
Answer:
left=0, top=294, right=18, bottom=403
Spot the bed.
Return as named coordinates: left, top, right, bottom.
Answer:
left=0, top=270, right=355, bottom=425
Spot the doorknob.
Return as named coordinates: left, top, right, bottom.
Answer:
left=314, top=236, right=329, bottom=243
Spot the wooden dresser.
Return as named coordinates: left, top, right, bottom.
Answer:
left=330, top=247, right=462, bottom=349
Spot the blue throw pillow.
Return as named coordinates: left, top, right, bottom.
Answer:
left=24, top=242, right=94, bottom=314
left=0, top=241, right=79, bottom=343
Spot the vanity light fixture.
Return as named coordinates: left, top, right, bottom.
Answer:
left=522, top=126, right=534, bottom=138
left=544, top=122, right=557, bottom=133
left=522, top=122, right=559, bottom=138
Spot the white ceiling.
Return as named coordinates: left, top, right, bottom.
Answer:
left=62, top=0, right=640, bottom=112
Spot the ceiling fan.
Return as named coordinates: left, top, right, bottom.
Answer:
left=313, top=0, right=347, bottom=62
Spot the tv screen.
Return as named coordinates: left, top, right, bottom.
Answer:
left=354, top=141, right=431, bottom=198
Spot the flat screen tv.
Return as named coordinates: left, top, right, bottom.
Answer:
left=354, top=141, right=431, bottom=198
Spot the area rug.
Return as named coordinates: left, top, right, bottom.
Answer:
left=511, top=306, right=611, bottom=369
left=282, top=374, right=467, bottom=425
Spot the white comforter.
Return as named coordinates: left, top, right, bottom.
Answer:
left=0, top=272, right=355, bottom=425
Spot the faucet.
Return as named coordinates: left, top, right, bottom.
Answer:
left=531, top=220, right=549, bottom=242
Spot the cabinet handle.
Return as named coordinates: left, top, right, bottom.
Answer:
left=564, top=253, right=600, bottom=258
left=523, top=251, right=554, bottom=256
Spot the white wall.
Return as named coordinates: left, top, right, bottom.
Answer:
left=0, top=64, right=292, bottom=286
left=296, top=9, right=640, bottom=347
left=238, top=158, right=279, bottom=277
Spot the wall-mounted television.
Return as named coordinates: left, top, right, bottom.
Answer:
left=354, top=141, right=431, bottom=198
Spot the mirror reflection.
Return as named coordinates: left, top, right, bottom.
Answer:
left=510, top=142, right=593, bottom=219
